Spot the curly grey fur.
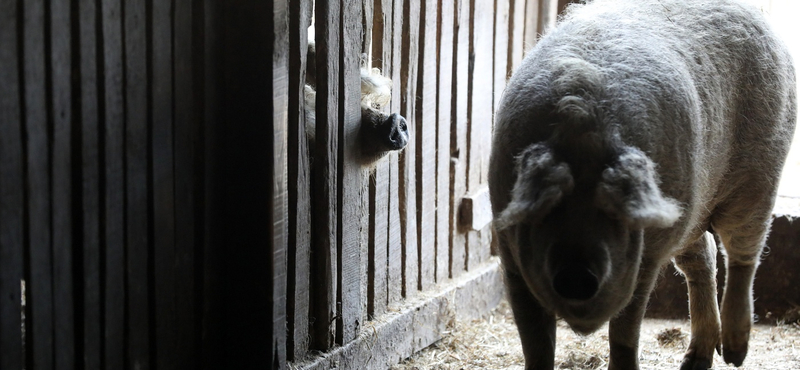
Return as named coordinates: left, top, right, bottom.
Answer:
left=489, top=0, right=796, bottom=368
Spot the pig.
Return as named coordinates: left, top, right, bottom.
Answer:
left=488, top=1, right=797, bottom=369
left=305, top=40, right=409, bottom=161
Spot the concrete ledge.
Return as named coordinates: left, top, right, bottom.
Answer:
left=290, top=258, right=504, bottom=370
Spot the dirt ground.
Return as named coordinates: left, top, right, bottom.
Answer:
left=392, top=300, right=800, bottom=370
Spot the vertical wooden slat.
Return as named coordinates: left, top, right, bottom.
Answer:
left=22, top=1, right=55, bottom=368
left=523, top=0, right=539, bottom=54
left=368, top=0, right=390, bottom=320
left=493, top=0, right=509, bottom=115
left=400, top=0, right=420, bottom=298
left=50, top=0, right=75, bottom=367
left=312, top=0, right=340, bottom=350
left=287, top=0, right=312, bottom=361
left=436, top=0, right=454, bottom=281
left=449, top=0, right=470, bottom=277
left=78, top=0, right=102, bottom=367
left=0, top=0, right=24, bottom=368
left=538, top=0, right=558, bottom=34
left=466, top=0, right=494, bottom=270
left=123, top=0, right=150, bottom=366
left=508, top=0, right=526, bottom=77
left=172, top=0, right=196, bottom=367
left=338, top=0, right=365, bottom=345
left=387, top=0, right=404, bottom=307
left=101, top=0, right=126, bottom=366
left=415, top=0, right=438, bottom=291
left=272, top=0, right=290, bottom=366
left=152, top=0, right=176, bottom=368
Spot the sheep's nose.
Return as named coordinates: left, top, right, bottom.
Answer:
left=384, top=113, right=408, bottom=150
left=552, top=266, right=599, bottom=301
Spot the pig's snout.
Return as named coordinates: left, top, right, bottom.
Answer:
left=382, top=113, right=408, bottom=151
left=552, top=265, right=600, bottom=301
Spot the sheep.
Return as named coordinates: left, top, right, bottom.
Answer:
left=488, top=1, right=797, bottom=369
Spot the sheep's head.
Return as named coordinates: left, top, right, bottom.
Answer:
left=495, top=143, right=680, bottom=334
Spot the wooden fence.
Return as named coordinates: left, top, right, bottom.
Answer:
left=0, top=0, right=570, bottom=369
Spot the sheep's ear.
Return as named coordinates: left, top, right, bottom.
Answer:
left=595, top=147, right=681, bottom=228
left=495, top=144, right=574, bottom=230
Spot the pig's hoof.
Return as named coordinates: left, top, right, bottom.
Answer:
left=722, top=345, right=747, bottom=367
left=680, top=354, right=713, bottom=370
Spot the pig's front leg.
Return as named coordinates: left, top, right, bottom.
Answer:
left=505, top=270, right=556, bottom=370
left=608, top=257, right=663, bottom=370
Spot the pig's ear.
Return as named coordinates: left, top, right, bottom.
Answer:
left=495, top=144, right=574, bottom=230
left=595, top=147, right=681, bottom=228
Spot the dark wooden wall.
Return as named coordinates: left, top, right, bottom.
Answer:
left=0, top=0, right=574, bottom=369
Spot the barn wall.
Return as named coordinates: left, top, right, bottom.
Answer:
left=0, top=0, right=565, bottom=369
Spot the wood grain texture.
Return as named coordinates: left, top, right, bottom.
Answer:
left=508, top=0, right=526, bottom=80
left=367, top=0, right=392, bottom=320
left=400, top=0, right=420, bottom=298
left=338, top=0, right=365, bottom=345
left=152, top=0, right=177, bottom=368
left=437, top=0, right=454, bottom=281
left=123, top=0, right=150, bottom=366
left=467, top=0, right=494, bottom=270
left=493, top=0, right=510, bottom=116
left=538, top=0, right=558, bottom=34
left=416, top=0, right=438, bottom=292
left=172, top=0, right=196, bottom=367
left=524, top=0, right=540, bottom=54
left=272, top=0, right=290, bottom=366
left=50, top=0, right=75, bottom=367
left=22, top=1, right=55, bottom=368
left=78, top=0, right=102, bottom=367
left=287, top=0, right=312, bottom=361
left=0, top=1, right=24, bottom=368
left=312, top=0, right=340, bottom=350
left=449, top=0, right=471, bottom=278
left=387, top=0, right=404, bottom=308
left=101, top=0, right=126, bottom=366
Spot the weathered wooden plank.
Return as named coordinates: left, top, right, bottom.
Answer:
left=78, top=0, right=102, bottom=368
left=0, top=1, right=24, bottom=368
left=101, top=0, right=126, bottom=366
left=437, top=0, right=454, bottom=282
left=124, top=0, right=150, bottom=366
left=466, top=0, right=494, bottom=270
left=449, top=0, right=470, bottom=278
left=523, top=0, right=540, bottom=54
left=367, top=0, right=391, bottom=319
left=493, top=0, right=510, bottom=114
left=293, top=260, right=504, bottom=370
left=152, top=0, right=176, bottom=368
left=50, top=0, right=75, bottom=367
left=415, top=0, right=438, bottom=293
left=287, top=0, right=312, bottom=361
left=312, top=0, right=340, bottom=350
left=172, top=0, right=196, bottom=367
left=508, top=0, right=526, bottom=78
left=22, top=1, right=55, bottom=367
left=272, top=0, right=290, bottom=366
left=538, top=0, right=558, bottom=34
left=338, top=0, right=366, bottom=345
left=400, top=0, right=420, bottom=298
left=387, top=0, right=404, bottom=308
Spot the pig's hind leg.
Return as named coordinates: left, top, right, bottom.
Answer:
left=673, top=232, right=722, bottom=370
left=711, top=186, right=777, bottom=367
